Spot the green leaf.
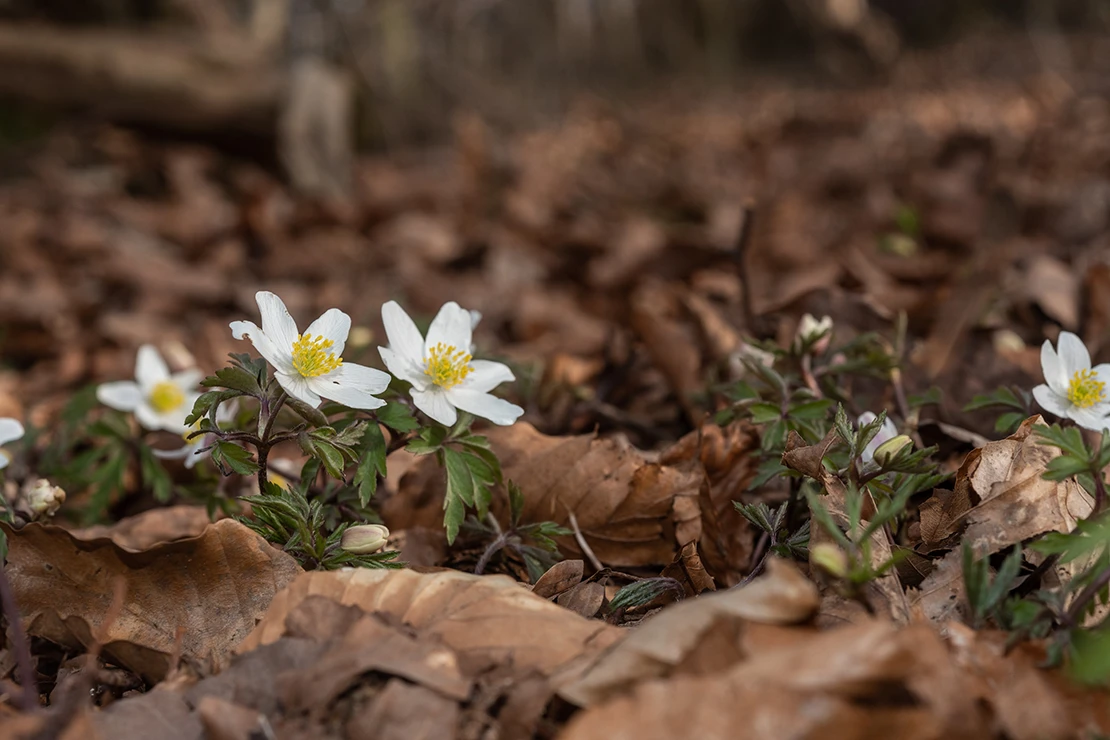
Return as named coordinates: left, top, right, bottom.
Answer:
left=285, top=394, right=329, bottom=428
left=963, top=386, right=1026, bottom=413
left=138, top=444, right=173, bottom=503
left=443, top=447, right=478, bottom=544
left=202, top=366, right=262, bottom=395
left=609, top=578, right=685, bottom=611
left=1034, top=424, right=1089, bottom=460
left=1069, top=625, right=1110, bottom=685
left=211, top=441, right=260, bottom=476
left=789, top=398, right=834, bottom=420
left=185, top=389, right=238, bottom=427
left=311, top=439, right=347, bottom=480
left=354, top=422, right=387, bottom=507
left=907, top=387, right=943, bottom=409
left=1043, top=455, right=1092, bottom=481
left=749, top=402, right=782, bottom=425
left=508, top=480, right=525, bottom=528
left=377, top=402, right=419, bottom=433
left=994, top=411, right=1026, bottom=435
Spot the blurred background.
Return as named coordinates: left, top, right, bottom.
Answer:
left=0, top=0, right=1108, bottom=448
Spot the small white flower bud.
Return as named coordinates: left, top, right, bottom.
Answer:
left=24, top=478, right=65, bottom=519
left=796, top=314, right=833, bottom=354
left=873, top=435, right=913, bottom=467
left=341, top=524, right=390, bottom=554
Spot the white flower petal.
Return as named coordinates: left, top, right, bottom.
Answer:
left=230, top=320, right=296, bottom=375
left=1033, top=384, right=1070, bottom=418
left=304, top=308, right=352, bottom=356
left=97, top=381, right=144, bottom=411
left=1040, top=339, right=1068, bottom=395
left=1094, top=364, right=1110, bottom=386
left=0, top=418, right=24, bottom=446
left=1057, top=331, right=1091, bottom=374
left=1069, top=405, right=1110, bottom=432
left=171, top=369, right=203, bottom=391
left=256, top=291, right=300, bottom=352
left=134, top=403, right=166, bottom=431
left=307, top=363, right=389, bottom=410
left=461, top=360, right=515, bottom=393
left=276, top=372, right=322, bottom=408
left=425, top=302, right=472, bottom=357
left=135, top=344, right=170, bottom=392
left=469, top=310, right=482, bottom=330
left=857, top=411, right=877, bottom=426
left=411, top=388, right=458, bottom=426
left=382, top=301, right=426, bottom=364
left=447, top=389, right=523, bottom=426
left=379, top=346, right=428, bottom=390
left=0, top=453, right=9, bottom=470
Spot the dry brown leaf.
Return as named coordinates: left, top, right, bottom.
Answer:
left=907, top=549, right=967, bottom=626
left=558, top=558, right=819, bottom=707
left=239, top=567, right=622, bottom=681
left=383, top=422, right=706, bottom=568
left=629, top=279, right=704, bottom=423
left=962, top=416, right=1093, bottom=555
left=70, top=505, right=215, bottom=551
left=660, top=541, right=716, bottom=596
left=1024, top=254, right=1079, bottom=331
left=2, top=518, right=301, bottom=682
left=557, top=581, right=606, bottom=619
left=532, top=559, right=585, bottom=599
left=562, top=621, right=992, bottom=740
left=915, top=485, right=973, bottom=553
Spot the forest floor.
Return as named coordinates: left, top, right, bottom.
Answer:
left=2, top=30, right=1110, bottom=740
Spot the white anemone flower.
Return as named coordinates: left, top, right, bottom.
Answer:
left=1033, top=331, right=1110, bottom=431
left=0, top=418, right=24, bottom=470
left=858, top=411, right=898, bottom=466
left=379, top=301, right=524, bottom=427
left=154, top=400, right=237, bottom=469
left=230, top=291, right=389, bottom=410
left=97, top=345, right=201, bottom=432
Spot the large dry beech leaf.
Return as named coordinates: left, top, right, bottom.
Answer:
left=1, top=518, right=301, bottom=682
left=239, top=567, right=623, bottom=681
left=961, top=415, right=1092, bottom=555
left=558, top=558, right=819, bottom=707
left=384, top=422, right=706, bottom=567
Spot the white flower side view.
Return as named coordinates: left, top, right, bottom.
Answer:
left=1033, top=331, right=1110, bottom=431
left=97, top=345, right=201, bottom=432
left=858, top=411, right=898, bottom=467
left=0, top=417, right=24, bottom=470
left=379, top=301, right=524, bottom=427
left=230, top=291, right=390, bottom=410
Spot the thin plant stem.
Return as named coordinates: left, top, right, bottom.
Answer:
left=1064, top=563, right=1110, bottom=628
left=256, top=390, right=288, bottom=492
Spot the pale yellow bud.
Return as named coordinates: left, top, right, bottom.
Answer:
left=873, top=434, right=913, bottom=467
left=25, top=478, right=65, bottom=519
left=341, top=524, right=390, bottom=554
left=810, top=542, right=849, bottom=579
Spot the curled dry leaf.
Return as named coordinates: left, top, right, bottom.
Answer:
left=561, top=621, right=998, bottom=740
left=239, top=567, right=623, bottom=681
left=1, top=518, right=302, bottom=682
left=558, top=558, right=819, bottom=707
left=532, top=559, right=585, bottom=600
left=961, top=416, right=1092, bottom=555
left=70, top=505, right=215, bottom=551
left=383, top=422, right=707, bottom=568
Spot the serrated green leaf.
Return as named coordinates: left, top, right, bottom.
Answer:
left=790, top=399, right=834, bottom=420
left=202, top=366, right=261, bottom=395
left=312, top=439, right=347, bottom=480
left=377, top=402, right=419, bottom=433
left=355, top=422, right=387, bottom=507
left=211, top=441, right=260, bottom=476
left=1043, top=454, right=1092, bottom=481
left=444, top=447, right=476, bottom=509
left=963, top=386, right=1025, bottom=413
left=749, top=402, right=782, bottom=424
left=608, top=578, right=684, bottom=611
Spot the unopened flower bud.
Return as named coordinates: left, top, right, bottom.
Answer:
left=873, top=434, right=913, bottom=467
left=341, top=524, right=390, bottom=554
left=796, top=314, right=833, bottom=354
left=25, top=478, right=65, bottom=519
left=729, top=343, right=776, bottom=380
left=810, top=542, right=849, bottom=579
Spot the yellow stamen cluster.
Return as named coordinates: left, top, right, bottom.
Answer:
left=291, top=334, right=343, bottom=378
left=149, top=381, right=185, bottom=413
left=1067, top=369, right=1106, bottom=409
left=424, top=342, right=472, bottom=389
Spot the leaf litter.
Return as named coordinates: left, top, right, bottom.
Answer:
left=3, top=28, right=1110, bottom=740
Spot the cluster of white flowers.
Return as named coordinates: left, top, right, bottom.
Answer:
left=94, top=291, right=524, bottom=467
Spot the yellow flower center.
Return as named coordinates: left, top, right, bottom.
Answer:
left=149, top=381, right=185, bottom=413
left=1067, top=369, right=1106, bottom=409
left=291, top=334, right=343, bottom=378
left=424, top=343, right=472, bottom=389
